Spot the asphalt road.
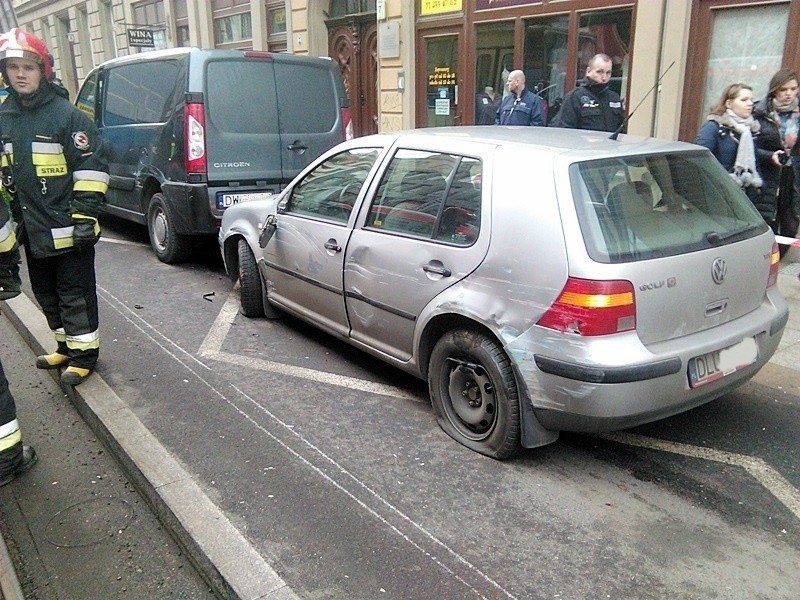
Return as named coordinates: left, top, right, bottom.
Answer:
left=17, top=214, right=800, bottom=599
left=0, top=302, right=214, bottom=599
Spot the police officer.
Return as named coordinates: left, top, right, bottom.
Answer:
left=1, top=184, right=37, bottom=486
left=0, top=28, right=108, bottom=386
left=495, top=70, right=544, bottom=126
left=556, top=54, right=624, bottom=133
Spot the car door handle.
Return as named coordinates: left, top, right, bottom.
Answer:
left=423, top=260, right=451, bottom=277
left=324, top=239, right=342, bottom=252
left=287, top=141, right=308, bottom=153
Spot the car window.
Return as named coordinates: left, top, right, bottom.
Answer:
left=207, top=59, right=279, bottom=135
left=274, top=61, right=337, bottom=134
left=571, top=151, right=768, bottom=263
left=75, top=71, right=98, bottom=120
left=366, top=150, right=482, bottom=246
left=104, top=61, right=181, bottom=126
left=285, top=148, right=380, bottom=223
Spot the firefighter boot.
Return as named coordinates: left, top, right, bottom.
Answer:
left=36, top=342, right=70, bottom=370
left=60, top=366, right=92, bottom=386
left=0, top=445, right=38, bottom=487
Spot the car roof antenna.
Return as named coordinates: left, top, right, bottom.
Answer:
left=610, top=61, right=675, bottom=141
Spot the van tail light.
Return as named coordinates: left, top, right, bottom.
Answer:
left=341, top=106, right=353, bottom=140
left=537, top=278, right=636, bottom=336
left=185, top=102, right=207, bottom=174
left=767, top=242, right=780, bottom=288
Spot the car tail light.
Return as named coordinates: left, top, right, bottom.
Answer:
left=341, top=106, right=353, bottom=140
left=537, top=278, right=636, bottom=336
left=767, top=242, right=780, bottom=288
left=185, top=102, right=206, bottom=174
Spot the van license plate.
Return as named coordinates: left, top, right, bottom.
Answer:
left=216, top=191, right=275, bottom=209
left=688, top=337, right=758, bottom=388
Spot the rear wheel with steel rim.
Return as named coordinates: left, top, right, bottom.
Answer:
left=147, top=193, right=191, bottom=264
left=429, top=329, right=520, bottom=459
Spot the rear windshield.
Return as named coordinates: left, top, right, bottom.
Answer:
left=206, top=59, right=338, bottom=135
left=570, top=151, right=769, bottom=263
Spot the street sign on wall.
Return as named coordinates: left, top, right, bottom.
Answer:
left=127, top=28, right=154, bottom=47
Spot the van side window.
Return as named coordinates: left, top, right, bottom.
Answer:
left=207, top=60, right=279, bottom=135
left=273, top=62, right=337, bottom=134
left=367, top=150, right=482, bottom=246
left=104, top=61, right=181, bottom=126
left=76, top=72, right=98, bottom=121
left=286, top=148, right=380, bottom=223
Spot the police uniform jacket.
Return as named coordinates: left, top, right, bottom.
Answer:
left=556, top=81, right=624, bottom=133
left=0, top=82, right=108, bottom=258
left=495, top=88, right=544, bottom=126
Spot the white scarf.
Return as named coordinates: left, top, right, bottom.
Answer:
left=725, top=109, right=762, bottom=188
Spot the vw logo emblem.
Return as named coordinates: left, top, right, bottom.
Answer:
left=711, top=258, right=727, bottom=284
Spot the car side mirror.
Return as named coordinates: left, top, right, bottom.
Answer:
left=259, top=214, right=277, bottom=248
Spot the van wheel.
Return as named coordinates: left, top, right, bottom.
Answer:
left=429, top=329, right=520, bottom=459
left=147, top=193, right=191, bottom=264
left=237, top=238, right=264, bottom=318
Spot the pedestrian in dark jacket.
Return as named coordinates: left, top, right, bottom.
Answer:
left=555, top=54, right=624, bottom=133
left=495, top=70, right=544, bottom=126
left=0, top=28, right=109, bottom=387
left=753, top=68, right=799, bottom=244
left=695, top=82, right=766, bottom=219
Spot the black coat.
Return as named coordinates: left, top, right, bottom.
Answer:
left=754, top=98, right=800, bottom=219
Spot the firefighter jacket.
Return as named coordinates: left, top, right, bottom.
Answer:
left=0, top=82, right=108, bottom=258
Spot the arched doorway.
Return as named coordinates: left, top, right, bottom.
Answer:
left=327, top=2, right=378, bottom=137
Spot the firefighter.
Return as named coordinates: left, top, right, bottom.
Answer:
left=1, top=173, right=37, bottom=486
left=0, top=28, right=108, bottom=386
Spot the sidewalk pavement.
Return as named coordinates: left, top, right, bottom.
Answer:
left=1, top=256, right=799, bottom=600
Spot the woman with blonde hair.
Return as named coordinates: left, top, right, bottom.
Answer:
left=695, top=82, right=766, bottom=219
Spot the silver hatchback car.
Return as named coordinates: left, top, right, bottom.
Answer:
left=219, top=127, right=787, bottom=459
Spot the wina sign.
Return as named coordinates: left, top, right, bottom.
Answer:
left=127, top=28, right=154, bottom=47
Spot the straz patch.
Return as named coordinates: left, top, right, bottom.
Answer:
left=72, top=131, right=90, bottom=151
left=36, top=165, right=68, bottom=177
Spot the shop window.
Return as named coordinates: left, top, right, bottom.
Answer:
left=176, top=24, right=189, bottom=47
left=522, top=15, right=569, bottom=125
left=475, top=22, right=513, bottom=125
left=214, top=12, right=252, bottom=45
left=330, top=0, right=377, bottom=18
left=576, top=9, right=632, bottom=99
left=700, top=3, right=787, bottom=127
left=267, top=4, right=287, bottom=53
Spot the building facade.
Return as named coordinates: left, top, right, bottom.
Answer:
left=8, top=0, right=800, bottom=141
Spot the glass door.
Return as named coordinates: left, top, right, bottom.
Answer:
left=419, top=30, right=462, bottom=127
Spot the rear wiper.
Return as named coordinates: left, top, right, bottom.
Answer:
left=705, top=228, right=754, bottom=245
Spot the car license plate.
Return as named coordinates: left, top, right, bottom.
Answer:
left=216, top=191, right=275, bottom=209
left=688, top=337, right=758, bottom=388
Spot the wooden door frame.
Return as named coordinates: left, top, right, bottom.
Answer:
left=680, top=0, right=800, bottom=141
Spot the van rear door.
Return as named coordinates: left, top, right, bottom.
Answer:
left=273, top=59, right=347, bottom=180
left=204, top=56, right=283, bottom=186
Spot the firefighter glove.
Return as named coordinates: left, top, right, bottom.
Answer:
left=72, top=214, right=100, bottom=249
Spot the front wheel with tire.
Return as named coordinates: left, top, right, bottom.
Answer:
left=237, top=238, right=264, bottom=318
left=147, top=193, right=191, bottom=264
left=429, top=329, right=521, bottom=459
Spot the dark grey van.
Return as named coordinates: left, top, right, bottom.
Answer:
left=75, top=48, right=350, bottom=263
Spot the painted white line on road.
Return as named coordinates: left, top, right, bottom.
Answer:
left=205, top=290, right=800, bottom=523
left=228, top=383, right=514, bottom=600
left=103, top=286, right=511, bottom=598
left=98, top=286, right=212, bottom=372
left=600, top=432, right=800, bottom=521
left=199, top=288, right=423, bottom=402
left=99, top=236, right=150, bottom=247
left=198, top=285, right=240, bottom=356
